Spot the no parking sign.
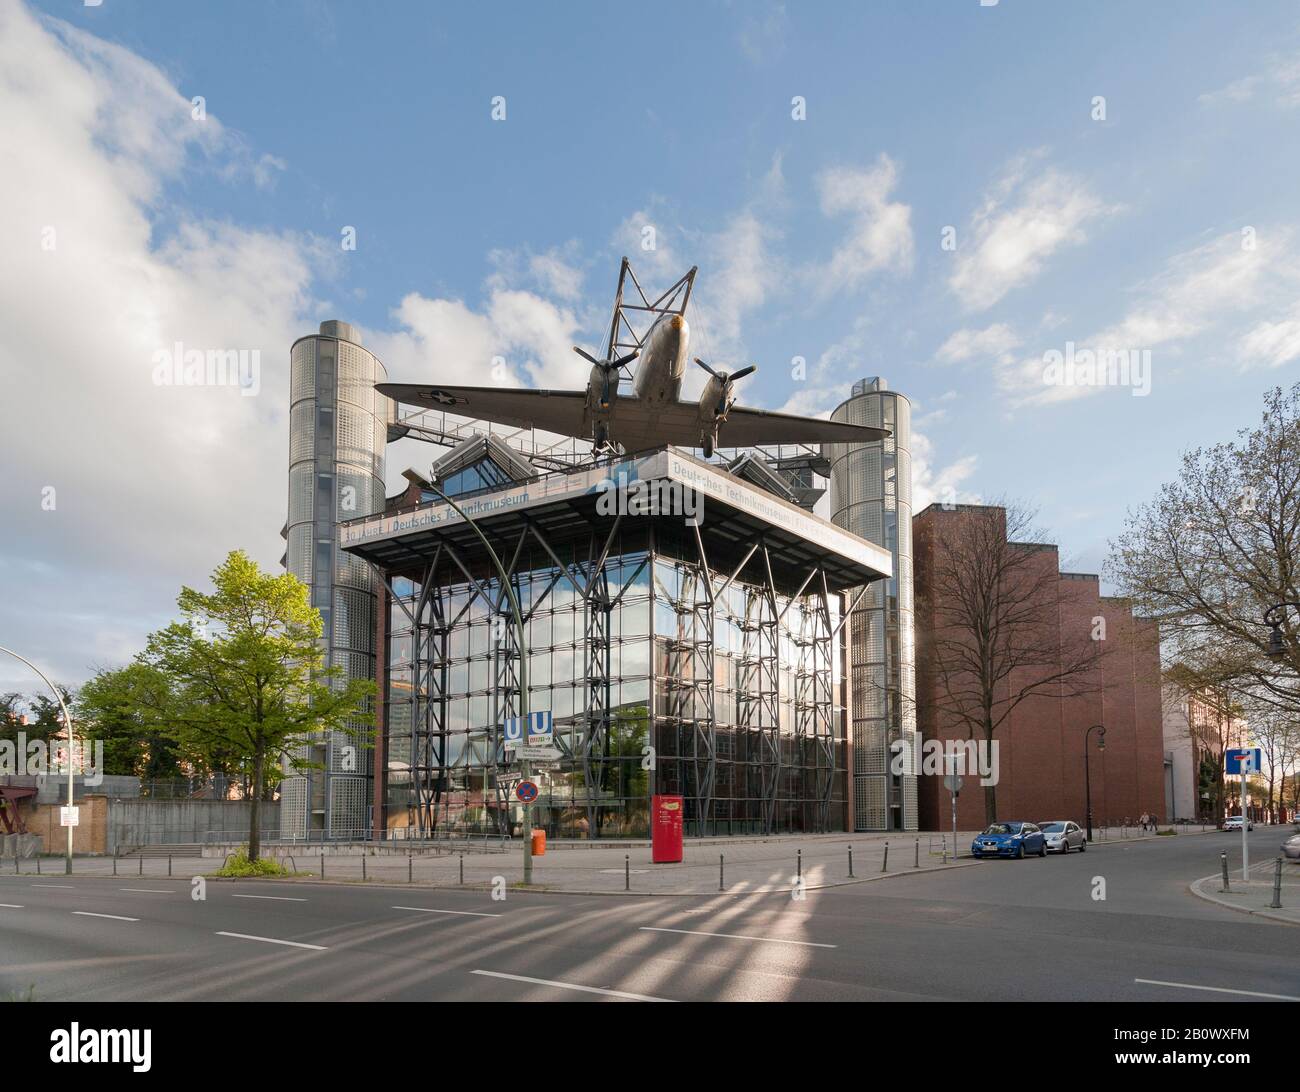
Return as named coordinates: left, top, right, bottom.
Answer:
left=515, top=780, right=539, bottom=803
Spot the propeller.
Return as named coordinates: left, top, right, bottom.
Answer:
left=574, top=346, right=639, bottom=408
left=695, top=358, right=757, bottom=414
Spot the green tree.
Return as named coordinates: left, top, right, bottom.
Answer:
left=142, top=550, right=374, bottom=861
left=76, top=663, right=183, bottom=780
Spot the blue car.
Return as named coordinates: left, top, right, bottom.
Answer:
left=971, top=822, right=1046, bottom=859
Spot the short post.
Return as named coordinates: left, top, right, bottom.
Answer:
left=138, top=855, right=142, bottom=876
left=719, top=854, right=724, bottom=892
left=319, top=853, right=324, bottom=879
left=36, top=856, right=41, bottom=875
left=362, top=854, right=367, bottom=882
left=1220, top=851, right=1230, bottom=892
left=408, top=853, right=412, bottom=884
left=914, top=838, right=920, bottom=868
left=1270, top=857, right=1283, bottom=909
left=881, top=841, right=889, bottom=873
left=111, top=854, right=116, bottom=876
left=624, top=854, right=630, bottom=891
left=15, top=850, right=20, bottom=875
left=848, top=845, right=854, bottom=878
left=168, top=854, right=172, bottom=878
left=459, top=853, right=464, bottom=885
left=797, top=848, right=802, bottom=879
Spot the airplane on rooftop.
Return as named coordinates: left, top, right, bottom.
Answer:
left=378, top=261, right=890, bottom=458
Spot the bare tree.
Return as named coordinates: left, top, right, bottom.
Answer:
left=1108, top=384, right=1300, bottom=715
left=917, top=501, right=1105, bottom=824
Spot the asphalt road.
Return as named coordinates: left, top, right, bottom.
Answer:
left=2, top=827, right=1296, bottom=1002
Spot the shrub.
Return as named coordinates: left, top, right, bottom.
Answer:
left=211, top=847, right=298, bottom=878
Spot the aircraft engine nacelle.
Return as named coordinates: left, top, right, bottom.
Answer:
left=697, top=375, right=734, bottom=423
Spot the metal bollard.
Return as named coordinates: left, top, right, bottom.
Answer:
left=914, top=838, right=920, bottom=868
left=138, top=856, right=143, bottom=876
left=15, top=852, right=19, bottom=875
left=1270, top=857, right=1283, bottom=909
left=168, top=854, right=172, bottom=878
left=625, top=854, right=630, bottom=891
left=719, top=854, right=725, bottom=892
left=1220, top=851, right=1230, bottom=892
left=36, top=856, right=41, bottom=875
left=848, top=845, right=854, bottom=878
left=362, top=854, right=367, bottom=881
left=408, top=853, right=413, bottom=883
left=112, top=854, right=116, bottom=876
left=881, top=841, right=889, bottom=873
left=320, top=853, right=324, bottom=879
left=459, top=854, right=464, bottom=885
left=797, top=848, right=802, bottom=879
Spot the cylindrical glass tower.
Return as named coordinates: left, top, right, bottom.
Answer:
left=828, top=377, right=917, bottom=832
left=283, top=320, right=389, bottom=839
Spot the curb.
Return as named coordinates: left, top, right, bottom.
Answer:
left=1187, top=873, right=1300, bottom=926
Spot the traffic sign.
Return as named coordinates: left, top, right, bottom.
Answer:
left=1226, top=748, right=1262, bottom=776
left=518, top=745, right=561, bottom=762
left=942, top=773, right=963, bottom=795
left=60, top=806, right=79, bottom=828
left=515, top=780, right=539, bottom=803
left=503, top=711, right=553, bottom=749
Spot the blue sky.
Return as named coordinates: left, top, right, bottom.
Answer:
left=4, top=0, right=1300, bottom=692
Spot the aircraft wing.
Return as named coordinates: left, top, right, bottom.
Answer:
left=378, top=383, right=589, bottom=436
left=715, top=405, right=889, bottom=447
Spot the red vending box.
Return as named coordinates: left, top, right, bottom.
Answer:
left=651, top=794, right=684, bottom=863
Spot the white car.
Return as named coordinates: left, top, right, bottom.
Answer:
left=1038, top=820, right=1087, bottom=853
left=1223, top=816, right=1254, bottom=832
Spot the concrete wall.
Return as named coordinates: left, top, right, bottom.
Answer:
left=108, top=800, right=280, bottom=852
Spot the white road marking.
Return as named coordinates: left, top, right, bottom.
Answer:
left=1135, top=978, right=1300, bottom=1002
left=0, top=903, right=23, bottom=909
left=31, top=884, right=75, bottom=889
left=72, top=911, right=139, bottom=922
left=215, top=931, right=327, bottom=951
left=471, top=969, right=674, bottom=1002
left=640, top=926, right=836, bottom=949
left=392, top=905, right=500, bottom=918
left=119, top=888, right=173, bottom=894
left=232, top=894, right=308, bottom=902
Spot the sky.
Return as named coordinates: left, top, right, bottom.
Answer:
left=3, top=0, right=1300, bottom=696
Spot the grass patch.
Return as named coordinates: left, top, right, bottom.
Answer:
left=1156, top=828, right=1177, bottom=836
left=210, top=847, right=303, bottom=878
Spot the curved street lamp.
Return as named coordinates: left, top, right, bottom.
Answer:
left=1084, top=724, right=1106, bottom=842
left=1264, top=601, right=1300, bottom=661
left=0, top=645, right=76, bottom=874
left=420, top=482, right=535, bottom=884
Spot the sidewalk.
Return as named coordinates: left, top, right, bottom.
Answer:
left=1190, top=856, right=1300, bottom=925
left=13, top=824, right=1219, bottom=897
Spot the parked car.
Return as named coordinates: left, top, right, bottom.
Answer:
left=1281, top=833, right=1300, bottom=860
left=971, top=821, right=1046, bottom=859
left=1038, top=820, right=1087, bottom=853
left=1224, top=816, right=1254, bottom=832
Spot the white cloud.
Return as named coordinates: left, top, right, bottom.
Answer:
left=998, top=229, right=1300, bottom=405
left=950, top=154, right=1111, bottom=312
left=1239, top=311, right=1300, bottom=369
left=0, top=4, right=322, bottom=690
left=812, top=155, right=914, bottom=292
left=936, top=322, right=1021, bottom=364
left=1199, top=52, right=1300, bottom=108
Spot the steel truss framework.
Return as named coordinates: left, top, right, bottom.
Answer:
left=376, top=515, right=858, bottom=839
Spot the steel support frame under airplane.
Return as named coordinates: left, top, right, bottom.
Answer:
left=371, top=517, right=861, bottom=840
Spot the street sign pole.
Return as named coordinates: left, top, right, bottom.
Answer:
left=1241, top=768, right=1249, bottom=882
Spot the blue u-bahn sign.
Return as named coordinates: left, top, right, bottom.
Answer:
left=503, top=711, right=553, bottom=748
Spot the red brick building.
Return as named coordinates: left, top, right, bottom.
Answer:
left=913, top=504, right=1166, bottom=831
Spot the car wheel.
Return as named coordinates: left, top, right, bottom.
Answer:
left=1016, top=843, right=1025, bottom=859
left=1080, top=840, right=1086, bottom=852
left=1038, top=842, right=1046, bottom=857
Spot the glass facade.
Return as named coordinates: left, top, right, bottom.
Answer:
left=379, top=527, right=847, bottom=839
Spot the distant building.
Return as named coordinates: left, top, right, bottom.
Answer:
left=913, top=504, right=1166, bottom=829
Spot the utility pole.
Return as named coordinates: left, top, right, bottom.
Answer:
left=0, top=647, right=77, bottom=874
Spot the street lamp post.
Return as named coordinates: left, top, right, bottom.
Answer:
left=0, top=646, right=76, bottom=874
left=1264, top=601, right=1300, bottom=661
left=421, top=483, right=535, bottom=885
left=1084, top=724, right=1106, bottom=842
